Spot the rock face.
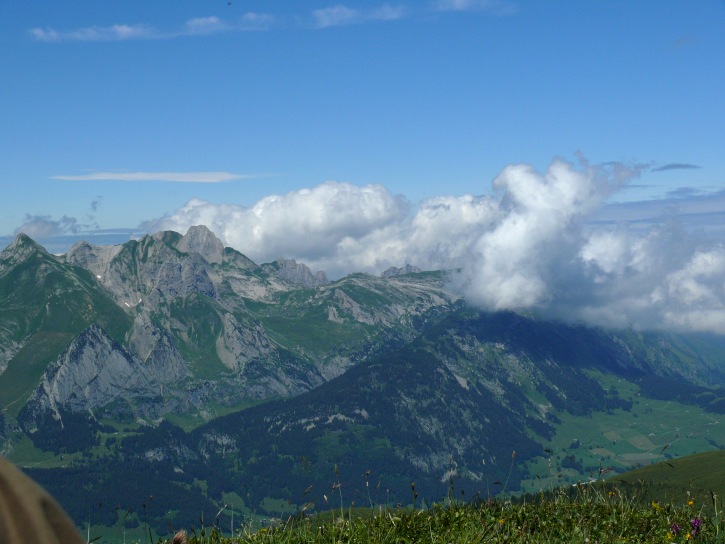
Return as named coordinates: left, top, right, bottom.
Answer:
left=263, top=258, right=329, bottom=287
left=176, top=225, right=225, bottom=265
left=215, top=313, right=274, bottom=372
left=381, top=264, right=422, bottom=278
left=64, top=230, right=218, bottom=305
left=19, top=325, right=179, bottom=429
left=0, top=233, right=48, bottom=273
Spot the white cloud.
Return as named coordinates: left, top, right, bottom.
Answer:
left=140, top=158, right=725, bottom=334
left=31, top=24, right=157, bottom=42
left=312, top=6, right=362, bottom=28
left=239, top=12, right=275, bottom=30
left=30, top=14, right=273, bottom=43
left=50, top=171, right=251, bottom=183
left=141, top=182, right=506, bottom=278
left=373, top=5, right=407, bottom=21
left=14, top=214, right=95, bottom=238
left=459, top=160, right=611, bottom=310
left=312, top=4, right=406, bottom=28
left=433, top=0, right=518, bottom=15
left=185, top=17, right=228, bottom=35
left=142, top=182, right=411, bottom=274
left=435, top=0, right=487, bottom=10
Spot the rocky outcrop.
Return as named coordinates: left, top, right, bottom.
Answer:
left=63, top=240, right=123, bottom=280
left=263, top=258, right=329, bottom=288
left=331, top=289, right=376, bottom=324
left=215, top=313, right=274, bottom=372
left=381, top=264, right=422, bottom=278
left=18, top=325, right=183, bottom=429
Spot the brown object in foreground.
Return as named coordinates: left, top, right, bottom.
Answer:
left=0, top=456, right=84, bottom=544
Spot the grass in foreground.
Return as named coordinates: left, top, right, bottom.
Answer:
left=152, top=484, right=725, bottom=544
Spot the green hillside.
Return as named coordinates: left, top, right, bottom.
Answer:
left=0, top=237, right=131, bottom=417
left=608, top=450, right=725, bottom=507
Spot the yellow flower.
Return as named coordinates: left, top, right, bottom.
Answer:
left=686, top=533, right=692, bottom=540
left=688, top=500, right=694, bottom=506
left=651, top=501, right=661, bottom=511
left=498, top=518, right=505, bottom=525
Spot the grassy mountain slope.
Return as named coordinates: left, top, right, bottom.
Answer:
left=607, top=450, right=725, bottom=507
left=0, top=235, right=131, bottom=417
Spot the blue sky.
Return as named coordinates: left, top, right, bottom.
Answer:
left=2, top=1, right=725, bottom=332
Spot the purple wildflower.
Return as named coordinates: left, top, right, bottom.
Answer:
left=670, top=522, right=681, bottom=535
left=691, top=517, right=702, bottom=536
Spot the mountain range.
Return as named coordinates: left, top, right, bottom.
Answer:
left=2, top=226, right=725, bottom=537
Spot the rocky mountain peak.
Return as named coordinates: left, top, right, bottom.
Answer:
left=176, top=225, right=225, bottom=264
left=2, top=232, right=47, bottom=257
left=0, top=233, right=52, bottom=274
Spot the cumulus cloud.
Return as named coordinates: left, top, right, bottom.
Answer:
left=142, top=182, right=412, bottom=272
left=457, top=159, right=725, bottom=334
left=50, top=171, right=251, bottom=183
left=141, top=157, right=725, bottom=334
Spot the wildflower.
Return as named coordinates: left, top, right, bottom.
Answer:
left=498, top=518, right=505, bottom=525
left=691, top=517, right=702, bottom=536
left=688, top=500, right=695, bottom=506
left=651, top=501, right=661, bottom=511
left=670, top=523, right=681, bottom=535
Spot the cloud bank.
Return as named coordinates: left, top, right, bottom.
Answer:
left=143, top=158, right=725, bottom=335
